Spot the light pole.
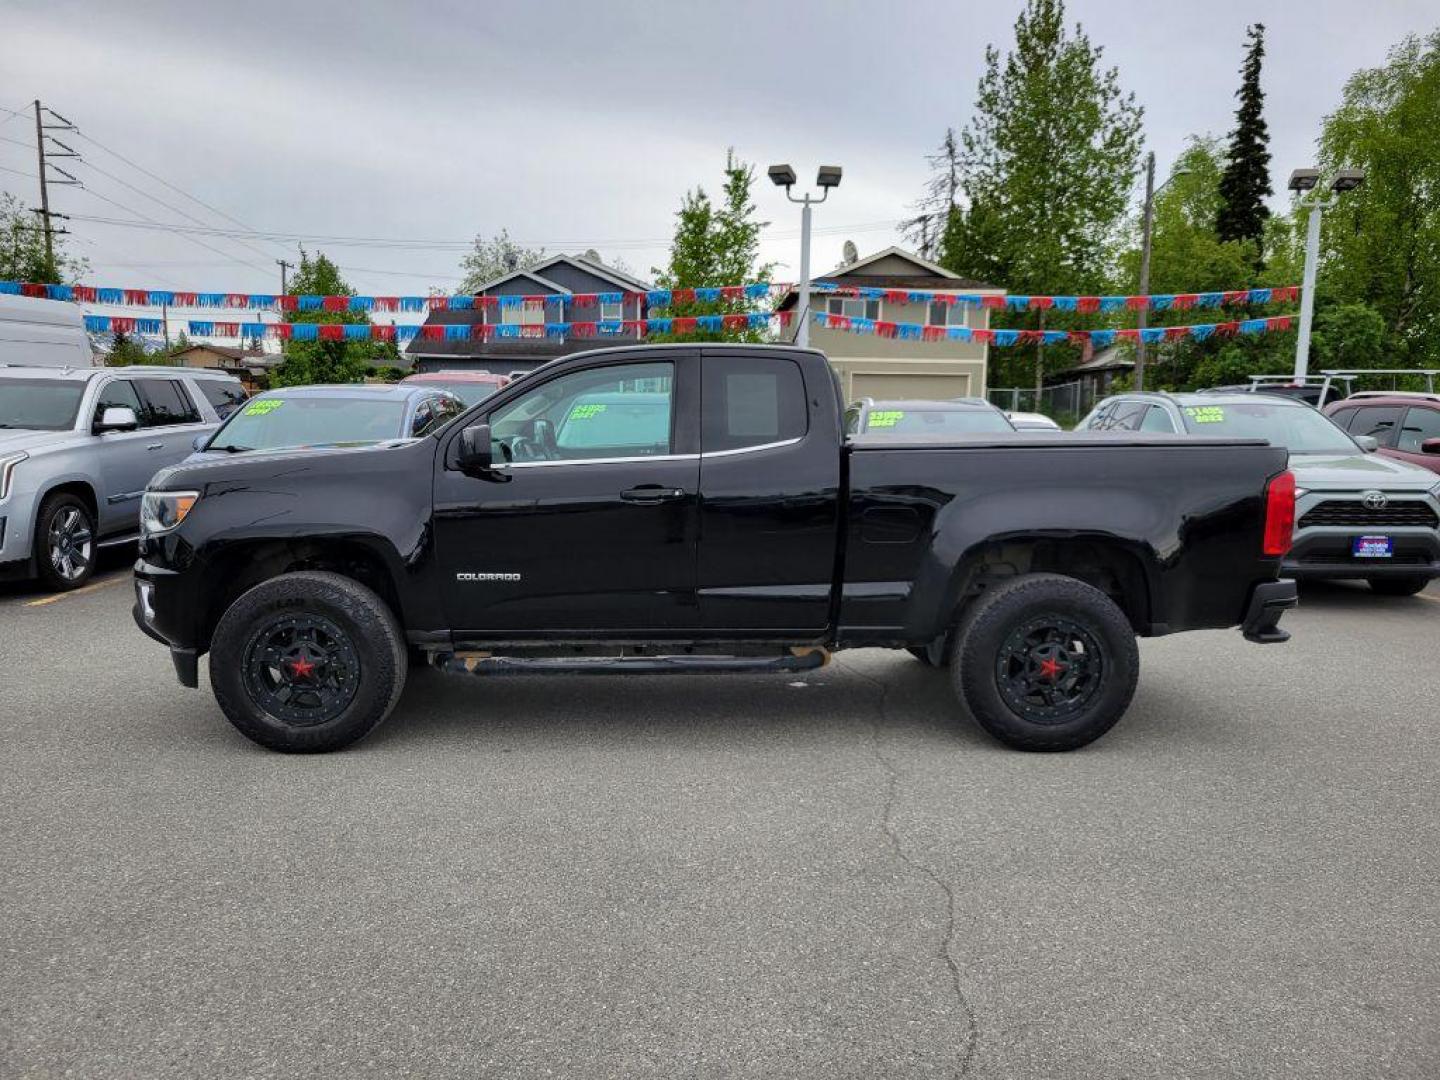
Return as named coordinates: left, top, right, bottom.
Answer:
left=769, top=163, right=842, bottom=349
left=1134, top=152, right=1191, bottom=390
left=1289, top=167, right=1365, bottom=384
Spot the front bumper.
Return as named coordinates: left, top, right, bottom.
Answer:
left=133, top=560, right=203, bottom=688
left=1241, top=579, right=1298, bottom=644
left=1282, top=529, right=1440, bottom=581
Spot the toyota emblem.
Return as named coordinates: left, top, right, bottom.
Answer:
left=1362, top=490, right=1388, bottom=511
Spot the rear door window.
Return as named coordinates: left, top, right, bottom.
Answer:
left=135, top=379, right=201, bottom=427
left=701, top=355, right=807, bottom=452
left=197, top=379, right=248, bottom=420
left=1397, top=406, right=1440, bottom=453
left=1343, top=405, right=1403, bottom=446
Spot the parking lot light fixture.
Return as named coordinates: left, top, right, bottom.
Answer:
left=1292, top=166, right=1365, bottom=384
left=771, top=161, right=842, bottom=349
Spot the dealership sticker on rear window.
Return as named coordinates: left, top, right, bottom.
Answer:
left=568, top=403, right=607, bottom=421
left=868, top=410, right=906, bottom=428
left=243, top=400, right=284, bottom=416
left=1183, top=406, right=1226, bottom=424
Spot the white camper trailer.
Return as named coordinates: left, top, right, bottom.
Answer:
left=0, top=293, right=93, bottom=369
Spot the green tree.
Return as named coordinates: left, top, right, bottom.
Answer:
left=938, top=0, right=1144, bottom=389
left=270, top=250, right=397, bottom=387
left=457, top=229, right=546, bottom=293
left=1311, top=301, right=1388, bottom=370
left=1315, top=29, right=1440, bottom=368
left=651, top=149, right=775, bottom=342
left=1216, top=24, right=1273, bottom=254
left=104, top=329, right=149, bottom=366
left=0, top=192, right=88, bottom=284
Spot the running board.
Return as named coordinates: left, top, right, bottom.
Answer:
left=97, top=532, right=140, bottom=549
left=431, top=646, right=829, bottom=677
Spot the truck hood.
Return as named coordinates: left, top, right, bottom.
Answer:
left=0, top=428, right=78, bottom=454
left=150, top=438, right=430, bottom=492
left=1290, top=452, right=1439, bottom=492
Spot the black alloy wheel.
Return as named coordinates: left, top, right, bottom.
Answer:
left=994, top=616, right=1104, bottom=724
left=241, top=613, right=360, bottom=727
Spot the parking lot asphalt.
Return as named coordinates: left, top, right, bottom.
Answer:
left=1, top=569, right=1437, bottom=1079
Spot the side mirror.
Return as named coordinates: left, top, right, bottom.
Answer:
left=192, top=432, right=209, bottom=452
left=1422, top=437, right=1440, bottom=455
left=457, top=423, right=493, bottom=473
left=96, top=406, right=139, bottom=433
left=1354, top=435, right=1380, bottom=453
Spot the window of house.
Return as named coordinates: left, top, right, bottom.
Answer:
left=827, top=297, right=880, bottom=320
left=501, top=299, right=546, bottom=326
left=927, top=300, right=970, bottom=327
left=599, top=299, right=623, bottom=322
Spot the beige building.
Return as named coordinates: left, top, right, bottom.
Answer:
left=777, top=246, right=1006, bottom=401
left=169, top=344, right=275, bottom=392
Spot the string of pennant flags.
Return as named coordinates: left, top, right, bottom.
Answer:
left=5, top=279, right=1299, bottom=314
left=77, top=310, right=1296, bottom=347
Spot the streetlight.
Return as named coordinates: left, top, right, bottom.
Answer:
left=1291, top=167, right=1365, bottom=383
left=1134, top=151, right=1193, bottom=390
left=770, top=163, right=842, bottom=348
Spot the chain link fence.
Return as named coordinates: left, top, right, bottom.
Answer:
left=986, top=381, right=1099, bottom=429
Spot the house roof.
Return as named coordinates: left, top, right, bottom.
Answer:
left=824, top=245, right=963, bottom=280
left=774, top=245, right=1002, bottom=311
left=173, top=343, right=278, bottom=367
left=467, top=268, right=572, bottom=295
left=532, top=253, right=651, bottom=292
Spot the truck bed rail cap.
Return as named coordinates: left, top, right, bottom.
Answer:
left=846, top=432, right=1273, bottom=450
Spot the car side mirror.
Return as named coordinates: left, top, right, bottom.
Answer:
left=1422, top=437, right=1440, bottom=455
left=192, top=433, right=209, bottom=452
left=1354, top=435, right=1379, bottom=452
left=96, top=406, right=139, bottom=433
left=457, top=423, right=493, bottom=473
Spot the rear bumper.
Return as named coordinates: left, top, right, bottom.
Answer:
left=1241, top=579, right=1298, bottom=644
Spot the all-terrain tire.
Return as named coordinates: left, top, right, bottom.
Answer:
left=1366, top=575, right=1430, bottom=597
left=949, top=573, right=1139, bottom=752
left=209, top=571, right=407, bottom=752
left=33, top=492, right=96, bottom=592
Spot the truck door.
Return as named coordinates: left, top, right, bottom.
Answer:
left=696, top=349, right=840, bottom=634
left=433, top=353, right=702, bottom=635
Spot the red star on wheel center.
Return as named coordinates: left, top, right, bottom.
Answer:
left=289, top=657, right=317, bottom=678
left=1038, top=655, right=1065, bottom=680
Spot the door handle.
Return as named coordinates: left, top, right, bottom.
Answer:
left=146, top=442, right=164, bottom=451
left=620, top=485, right=686, bottom=503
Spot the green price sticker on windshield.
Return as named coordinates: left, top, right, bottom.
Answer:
left=568, top=403, right=607, bottom=421
left=243, top=399, right=284, bottom=416
left=1184, top=406, right=1226, bottom=424
left=868, top=410, right=906, bottom=428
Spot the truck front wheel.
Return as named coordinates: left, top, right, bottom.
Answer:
left=209, top=571, right=407, bottom=753
left=950, top=574, right=1138, bottom=752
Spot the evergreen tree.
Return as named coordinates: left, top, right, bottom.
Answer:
left=270, top=250, right=397, bottom=387
left=1216, top=24, right=1273, bottom=250
left=651, top=149, right=775, bottom=342
left=105, top=329, right=148, bottom=366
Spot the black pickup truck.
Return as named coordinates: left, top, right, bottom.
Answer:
left=133, top=344, right=1297, bottom=754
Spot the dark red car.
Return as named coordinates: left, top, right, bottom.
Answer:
left=400, top=370, right=510, bottom=407
left=1325, top=393, right=1440, bottom=474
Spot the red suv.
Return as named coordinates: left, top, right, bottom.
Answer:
left=1325, top=393, right=1440, bottom=475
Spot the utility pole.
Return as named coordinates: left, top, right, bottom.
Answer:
left=1135, top=152, right=1156, bottom=391
left=29, top=100, right=80, bottom=282
left=277, top=258, right=293, bottom=294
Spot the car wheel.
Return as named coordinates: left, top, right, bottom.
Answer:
left=209, top=571, right=407, bottom=753
left=950, top=573, right=1139, bottom=752
left=34, top=492, right=96, bottom=591
left=1366, top=575, right=1431, bottom=597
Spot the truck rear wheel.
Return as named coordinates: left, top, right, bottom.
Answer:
left=950, top=573, right=1138, bottom=752
left=209, top=571, right=407, bottom=753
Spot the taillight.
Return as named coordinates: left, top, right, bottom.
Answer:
left=1263, top=470, right=1296, bottom=557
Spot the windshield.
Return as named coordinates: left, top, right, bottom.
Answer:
left=421, top=380, right=500, bottom=407
left=0, top=378, right=85, bottom=431
left=1178, top=401, right=1357, bottom=454
left=864, top=407, right=1014, bottom=435
left=208, top=395, right=410, bottom=452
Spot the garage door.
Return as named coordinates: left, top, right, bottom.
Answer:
left=851, top=372, right=971, bottom=401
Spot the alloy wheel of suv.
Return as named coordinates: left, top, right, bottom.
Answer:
left=34, top=493, right=96, bottom=591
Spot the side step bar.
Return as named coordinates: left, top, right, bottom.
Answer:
left=431, top=646, right=830, bottom=677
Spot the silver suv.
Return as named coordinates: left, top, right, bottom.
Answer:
left=1079, top=391, right=1440, bottom=596
left=0, top=365, right=246, bottom=590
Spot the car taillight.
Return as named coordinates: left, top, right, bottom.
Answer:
left=1263, top=470, right=1296, bottom=557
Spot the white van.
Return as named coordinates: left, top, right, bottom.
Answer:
left=0, top=293, right=94, bottom=369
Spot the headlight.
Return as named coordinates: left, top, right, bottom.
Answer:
left=0, top=451, right=26, bottom=501
left=1293, top=486, right=1309, bottom=498
left=140, top=490, right=199, bottom=534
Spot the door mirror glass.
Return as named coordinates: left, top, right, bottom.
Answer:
left=457, top=423, right=493, bottom=472
left=1354, top=434, right=1379, bottom=452
left=97, top=406, right=139, bottom=432
left=1422, top=437, right=1440, bottom=455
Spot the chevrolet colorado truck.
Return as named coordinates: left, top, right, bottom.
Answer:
left=133, top=344, right=1298, bottom=754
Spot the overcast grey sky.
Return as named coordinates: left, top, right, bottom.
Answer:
left=1, top=0, right=1435, bottom=298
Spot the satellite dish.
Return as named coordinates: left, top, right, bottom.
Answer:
left=583, top=248, right=602, bottom=263
left=842, top=240, right=859, bottom=266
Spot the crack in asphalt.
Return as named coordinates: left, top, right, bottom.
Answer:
left=837, top=659, right=980, bottom=1076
